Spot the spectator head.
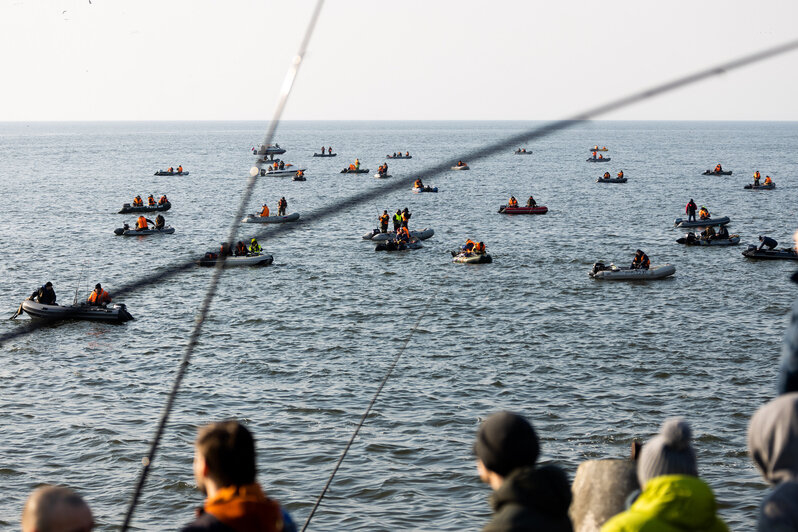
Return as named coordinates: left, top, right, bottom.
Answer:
left=474, top=411, right=539, bottom=488
left=637, top=417, right=698, bottom=487
left=748, top=393, right=798, bottom=486
left=22, top=485, right=93, bottom=532
left=194, top=421, right=257, bottom=495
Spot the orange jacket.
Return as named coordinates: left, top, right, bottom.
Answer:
left=260, top=205, right=270, bottom=217
left=508, top=197, right=518, bottom=207
left=137, top=216, right=148, bottom=229
left=158, top=195, right=167, bottom=204
left=379, top=214, right=389, bottom=225
left=177, top=166, right=183, bottom=172
left=202, top=484, right=287, bottom=532
left=88, top=289, right=111, bottom=305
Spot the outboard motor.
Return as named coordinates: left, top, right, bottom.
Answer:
left=591, top=262, right=607, bottom=275
left=746, top=244, right=757, bottom=252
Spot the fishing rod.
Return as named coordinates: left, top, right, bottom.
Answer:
left=118, top=1, right=325, bottom=529
left=1, top=36, right=796, bottom=351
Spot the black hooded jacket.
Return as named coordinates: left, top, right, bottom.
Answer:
left=484, top=464, right=573, bottom=532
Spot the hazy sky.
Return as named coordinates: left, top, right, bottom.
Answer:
left=2, top=0, right=797, bottom=121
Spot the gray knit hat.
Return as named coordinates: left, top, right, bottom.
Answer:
left=637, top=417, right=698, bottom=487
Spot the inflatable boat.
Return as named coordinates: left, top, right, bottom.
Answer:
left=197, top=253, right=274, bottom=267
left=498, top=205, right=548, bottom=215
left=452, top=252, right=492, bottom=264
left=674, top=216, right=730, bottom=228
left=590, top=147, right=609, bottom=152
left=596, top=178, right=627, bottom=183
left=586, top=157, right=611, bottom=162
left=114, top=225, right=175, bottom=236
left=514, top=150, right=533, bottom=155
left=341, top=168, right=370, bottom=174
left=412, top=186, right=438, bottom=193
left=21, top=300, right=134, bottom=323
left=363, top=228, right=435, bottom=241
left=702, top=170, right=733, bottom=176
left=676, top=233, right=740, bottom=246
left=119, top=201, right=171, bottom=214
left=241, top=212, right=300, bottom=224
left=742, top=245, right=798, bottom=261
left=374, top=173, right=392, bottom=179
left=451, top=164, right=470, bottom=170
left=387, top=155, right=412, bottom=159
left=744, top=183, right=775, bottom=190
left=374, top=240, right=423, bottom=251
left=260, top=167, right=305, bottom=177
left=154, top=170, right=189, bottom=176
left=313, top=153, right=337, bottom=157
left=589, top=263, right=676, bottom=280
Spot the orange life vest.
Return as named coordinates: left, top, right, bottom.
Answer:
left=379, top=214, right=389, bottom=224
left=137, top=216, right=148, bottom=229
left=148, top=196, right=155, bottom=206
left=260, top=205, right=270, bottom=217
left=508, top=197, right=518, bottom=207
left=475, top=242, right=486, bottom=253
left=159, top=195, right=167, bottom=204
left=88, top=289, right=110, bottom=305
left=617, top=171, right=624, bottom=178
left=177, top=166, right=183, bottom=172
left=764, top=176, right=772, bottom=185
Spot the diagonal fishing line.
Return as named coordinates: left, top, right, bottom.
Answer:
left=3, top=37, right=798, bottom=352
left=300, top=281, right=444, bottom=532
left=118, top=2, right=325, bottom=530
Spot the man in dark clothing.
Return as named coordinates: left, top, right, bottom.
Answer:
left=181, top=421, right=296, bottom=532
left=685, top=199, right=697, bottom=222
left=474, top=411, right=573, bottom=532
left=30, top=282, right=56, bottom=305
left=759, top=235, right=778, bottom=251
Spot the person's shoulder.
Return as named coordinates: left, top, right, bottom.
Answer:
left=179, top=511, right=235, bottom=532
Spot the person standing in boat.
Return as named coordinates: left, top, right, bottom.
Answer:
left=592, top=150, right=597, bottom=160
left=526, top=196, right=537, bottom=207
left=355, top=158, right=360, bottom=170
left=685, top=199, right=697, bottom=222
left=321, top=146, right=325, bottom=155
left=393, top=210, right=402, bottom=232
left=401, top=207, right=411, bottom=229
left=617, top=170, right=624, bottom=179
left=379, top=210, right=389, bottom=233
left=277, top=197, right=287, bottom=216
left=753, top=170, right=761, bottom=186
left=29, top=281, right=56, bottom=305
left=631, top=250, right=650, bottom=270
left=87, top=283, right=111, bottom=306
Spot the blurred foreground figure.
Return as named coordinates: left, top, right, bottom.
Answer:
left=22, top=485, right=93, bottom=532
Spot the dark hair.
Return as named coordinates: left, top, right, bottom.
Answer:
left=95, top=283, right=101, bottom=289
left=196, top=421, right=256, bottom=487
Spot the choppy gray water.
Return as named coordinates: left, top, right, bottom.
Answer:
left=0, top=120, right=796, bottom=530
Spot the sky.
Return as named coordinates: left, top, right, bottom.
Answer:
left=2, top=0, right=797, bottom=121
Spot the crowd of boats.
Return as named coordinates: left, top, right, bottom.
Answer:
left=14, top=139, right=794, bottom=323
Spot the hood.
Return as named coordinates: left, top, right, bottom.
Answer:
left=491, top=464, right=572, bottom=517
left=633, top=475, right=722, bottom=530
left=748, top=393, right=798, bottom=485
left=204, top=483, right=285, bottom=532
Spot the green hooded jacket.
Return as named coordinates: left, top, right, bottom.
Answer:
left=600, top=475, right=728, bottom=532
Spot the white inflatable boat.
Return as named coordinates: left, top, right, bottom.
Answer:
left=589, top=263, right=676, bottom=280
left=241, top=212, right=300, bottom=224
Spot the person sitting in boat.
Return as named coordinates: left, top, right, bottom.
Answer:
left=395, top=226, right=411, bottom=243
left=87, top=283, right=111, bottom=306
left=598, top=154, right=604, bottom=159
left=457, top=161, right=466, bottom=167
left=249, top=237, right=262, bottom=254
left=136, top=216, right=154, bottom=230
left=764, top=175, right=773, bottom=186
left=147, top=194, right=156, bottom=206
left=278, top=161, right=285, bottom=170
left=631, top=249, right=650, bottom=270
left=462, top=239, right=476, bottom=253
left=382, top=162, right=388, bottom=175
left=158, top=194, right=168, bottom=205
left=508, top=196, right=518, bottom=208
left=474, top=241, right=486, bottom=254
left=177, top=165, right=183, bottom=173
left=29, top=281, right=56, bottom=305
left=594, top=145, right=599, bottom=150
left=348, top=163, right=356, bottom=171
left=272, top=161, right=279, bottom=170
left=260, top=204, right=270, bottom=217
left=754, top=170, right=761, bottom=185
left=393, top=210, right=402, bottom=232
left=714, top=164, right=723, bottom=173
left=392, top=153, right=397, bottom=158
left=405, top=151, right=409, bottom=156
left=526, top=196, right=537, bottom=207
left=414, top=178, right=424, bottom=189
left=133, top=195, right=144, bottom=207
left=698, top=206, right=710, bottom=220
left=154, top=214, right=165, bottom=230
left=278, top=197, right=287, bottom=216
left=402, top=207, right=411, bottom=228
left=234, top=241, right=248, bottom=256
left=758, top=235, right=778, bottom=251
left=603, top=172, right=611, bottom=180
left=717, top=225, right=729, bottom=239
left=296, top=169, right=304, bottom=179
left=220, top=242, right=233, bottom=256
left=602, top=146, right=607, bottom=150
left=701, top=225, right=716, bottom=240
left=168, top=167, right=174, bottom=173
left=617, top=170, right=624, bottom=178
left=379, top=210, right=390, bottom=233
left=685, top=199, right=697, bottom=221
